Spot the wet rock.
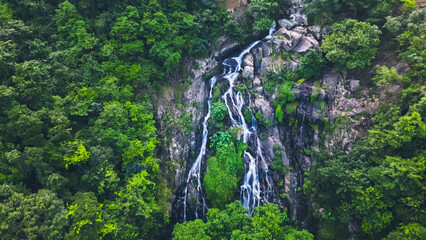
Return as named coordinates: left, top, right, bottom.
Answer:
left=212, top=36, right=240, bottom=59
left=278, top=18, right=295, bottom=29
left=348, top=80, right=360, bottom=92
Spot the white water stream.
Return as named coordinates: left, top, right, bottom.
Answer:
left=182, top=23, right=277, bottom=220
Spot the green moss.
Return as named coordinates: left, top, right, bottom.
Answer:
left=275, top=105, right=284, bottom=123
left=286, top=101, right=298, bottom=114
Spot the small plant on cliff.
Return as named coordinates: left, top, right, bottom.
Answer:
left=275, top=105, right=284, bottom=123
left=211, top=101, right=228, bottom=121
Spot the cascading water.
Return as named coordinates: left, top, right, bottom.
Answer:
left=181, top=23, right=277, bottom=220
left=182, top=76, right=217, bottom=222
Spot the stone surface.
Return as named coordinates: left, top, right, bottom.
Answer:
left=261, top=41, right=273, bottom=57
left=243, top=53, right=254, bottom=67
left=348, top=80, right=360, bottom=92
left=278, top=18, right=295, bottom=29
left=293, top=36, right=319, bottom=53
left=242, top=66, right=254, bottom=79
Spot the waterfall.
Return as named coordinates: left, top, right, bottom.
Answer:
left=182, top=22, right=277, bottom=221
left=182, top=76, right=217, bottom=222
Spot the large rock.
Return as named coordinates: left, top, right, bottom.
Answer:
left=348, top=80, right=360, bottom=92
left=212, top=36, right=240, bottom=59
left=253, top=77, right=264, bottom=93
left=243, top=53, right=254, bottom=67
left=293, top=36, right=319, bottom=53
left=272, top=28, right=302, bottom=51
left=254, top=96, right=274, bottom=120
left=262, top=41, right=273, bottom=57
left=242, top=66, right=254, bottom=79
left=278, top=18, right=295, bottom=29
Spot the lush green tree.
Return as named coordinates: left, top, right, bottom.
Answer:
left=65, top=192, right=108, bottom=240
left=173, top=201, right=314, bottom=240
left=204, top=131, right=244, bottom=208
left=321, top=19, right=381, bottom=71
left=298, top=50, right=325, bottom=80
left=373, top=65, right=403, bottom=86
left=0, top=187, right=68, bottom=239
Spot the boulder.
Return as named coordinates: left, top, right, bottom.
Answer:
left=243, top=53, right=254, bottom=67
left=288, top=60, right=299, bottom=71
left=254, top=96, right=274, bottom=120
left=242, top=66, right=254, bottom=79
left=212, top=36, right=240, bottom=59
left=293, top=36, right=319, bottom=53
left=278, top=18, right=295, bottom=29
left=273, top=28, right=302, bottom=51
left=292, top=13, right=308, bottom=26
left=262, top=41, right=273, bottom=57
left=292, top=26, right=307, bottom=34
left=252, top=77, right=262, bottom=87
left=348, top=80, right=360, bottom=92
left=260, top=57, right=274, bottom=76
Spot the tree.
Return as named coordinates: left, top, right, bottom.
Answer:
left=0, top=188, right=68, bottom=239
left=373, top=65, right=403, bottom=86
left=321, top=19, right=381, bottom=71
left=298, top=50, right=325, bottom=80
left=204, top=131, right=245, bottom=208
left=65, top=192, right=109, bottom=240
left=172, top=201, right=314, bottom=240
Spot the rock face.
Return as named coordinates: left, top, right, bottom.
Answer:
left=164, top=1, right=377, bottom=237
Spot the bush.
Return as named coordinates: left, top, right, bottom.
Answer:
left=275, top=81, right=295, bottom=106
left=211, top=101, right=228, bottom=121
left=275, top=105, right=284, bottom=123
left=204, top=131, right=244, bottom=208
left=286, top=101, right=299, bottom=114
left=298, top=50, right=325, bottom=80
left=373, top=65, right=403, bottom=86
left=321, top=19, right=381, bottom=71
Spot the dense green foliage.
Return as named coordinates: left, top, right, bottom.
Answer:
left=321, top=19, right=381, bottom=71
left=305, top=88, right=426, bottom=238
left=0, top=0, right=247, bottom=238
left=1, top=0, right=424, bottom=238
left=204, top=130, right=245, bottom=208
left=173, top=201, right=314, bottom=240
left=298, top=50, right=325, bottom=80
left=211, top=101, right=228, bottom=121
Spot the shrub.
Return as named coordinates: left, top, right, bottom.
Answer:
left=211, top=101, right=228, bottom=121
left=275, top=105, right=284, bottom=123
left=373, top=65, right=403, bottom=86
left=204, top=131, right=244, bottom=208
left=321, top=19, right=381, bottom=71
left=298, top=50, right=324, bottom=80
